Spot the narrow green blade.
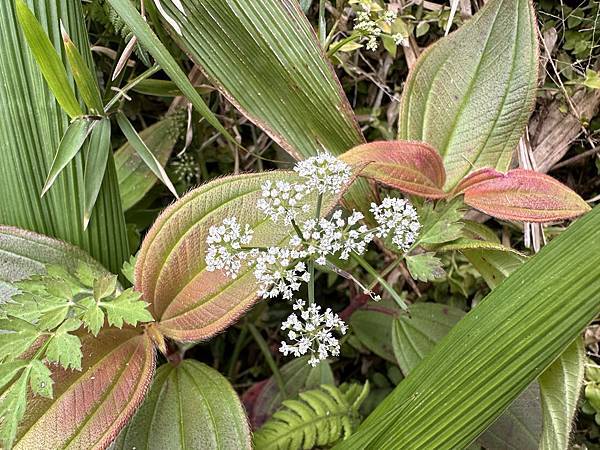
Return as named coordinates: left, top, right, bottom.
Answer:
left=0, top=0, right=129, bottom=274
left=41, top=118, right=94, bottom=197
left=336, top=207, right=600, bottom=449
left=60, top=23, right=104, bottom=114
left=105, top=0, right=238, bottom=148
left=83, top=118, right=111, bottom=229
left=14, top=0, right=82, bottom=119
left=115, top=112, right=179, bottom=200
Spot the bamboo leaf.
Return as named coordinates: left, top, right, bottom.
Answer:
left=14, top=0, right=82, bottom=119
left=539, top=338, right=585, bottom=450
left=335, top=206, right=600, bottom=449
left=115, top=112, right=179, bottom=200
left=115, top=116, right=180, bottom=211
left=41, top=118, right=94, bottom=197
left=398, top=0, right=539, bottom=190
left=147, top=0, right=375, bottom=213
left=135, top=172, right=342, bottom=341
left=0, top=0, right=129, bottom=274
left=83, top=118, right=111, bottom=229
left=14, top=329, right=156, bottom=450
left=105, top=0, right=238, bottom=148
left=115, top=360, right=251, bottom=450
left=60, top=22, right=104, bottom=114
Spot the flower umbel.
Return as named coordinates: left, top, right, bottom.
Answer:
left=205, top=217, right=254, bottom=278
left=254, top=247, right=310, bottom=300
left=279, top=300, right=347, bottom=367
left=294, top=152, right=352, bottom=195
left=371, top=197, right=421, bottom=252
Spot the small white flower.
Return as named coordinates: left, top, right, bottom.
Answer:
left=370, top=197, right=420, bottom=252
left=294, top=152, right=352, bottom=195
left=205, top=217, right=254, bottom=278
left=279, top=300, right=347, bottom=366
left=257, top=180, right=308, bottom=225
left=366, top=37, right=379, bottom=51
left=254, top=247, right=310, bottom=300
left=392, top=33, right=409, bottom=47
left=383, top=10, right=398, bottom=25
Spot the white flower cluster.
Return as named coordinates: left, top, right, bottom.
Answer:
left=280, top=300, right=347, bottom=367
left=205, top=217, right=254, bottom=278
left=204, top=152, right=421, bottom=366
left=353, top=3, right=399, bottom=52
left=371, top=197, right=420, bottom=252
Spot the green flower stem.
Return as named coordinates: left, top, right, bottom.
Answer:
left=248, top=323, right=287, bottom=398
left=104, top=64, right=160, bottom=112
left=326, top=34, right=361, bottom=57
left=351, top=253, right=408, bottom=311
left=227, top=324, right=249, bottom=379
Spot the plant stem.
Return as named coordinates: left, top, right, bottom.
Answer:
left=248, top=324, right=287, bottom=398
left=351, top=253, right=408, bottom=311
left=308, top=193, right=323, bottom=306
left=227, top=324, right=249, bottom=379
left=104, top=64, right=160, bottom=112
left=326, top=34, right=361, bottom=57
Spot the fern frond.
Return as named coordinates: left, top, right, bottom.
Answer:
left=253, top=382, right=369, bottom=450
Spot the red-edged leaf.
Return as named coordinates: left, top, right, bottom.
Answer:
left=135, top=172, right=342, bottom=342
left=452, top=168, right=505, bottom=195
left=340, top=141, right=447, bottom=199
left=15, top=328, right=155, bottom=450
left=463, top=169, right=591, bottom=222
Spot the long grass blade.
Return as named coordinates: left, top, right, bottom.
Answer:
left=83, top=118, right=111, bottom=229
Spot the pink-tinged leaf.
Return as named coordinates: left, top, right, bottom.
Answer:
left=452, top=168, right=505, bottom=195
left=135, top=172, right=342, bottom=342
left=340, top=141, right=447, bottom=199
left=463, top=169, right=591, bottom=222
left=15, top=328, right=155, bottom=450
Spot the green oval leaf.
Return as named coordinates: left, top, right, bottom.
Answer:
left=135, top=172, right=340, bottom=341
left=115, top=360, right=251, bottom=450
left=14, top=329, right=155, bottom=450
left=398, top=0, right=539, bottom=190
left=392, top=303, right=465, bottom=375
left=350, top=298, right=400, bottom=363
left=115, top=117, right=180, bottom=211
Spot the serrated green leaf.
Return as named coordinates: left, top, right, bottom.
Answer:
left=41, top=118, right=95, bottom=197
left=0, top=318, right=40, bottom=362
left=93, top=274, right=118, bottom=300
left=398, top=0, right=538, bottom=189
left=405, top=253, right=445, bottom=282
left=115, top=112, right=179, bottom=200
left=0, top=370, right=29, bottom=449
left=45, top=318, right=83, bottom=370
left=79, top=296, right=105, bottom=336
left=83, top=118, right=111, bottom=229
left=74, top=262, right=97, bottom=288
left=29, top=360, right=53, bottom=399
left=417, top=199, right=465, bottom=246
left=14, top=0, right=82, bottom=119
left=101, top=289, right=153, bottom=328
left=60, top=23, right=103, bottom=114
left=0, top=361, right=28, bottom=392
left=121, top=255, right=136, bottom=285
